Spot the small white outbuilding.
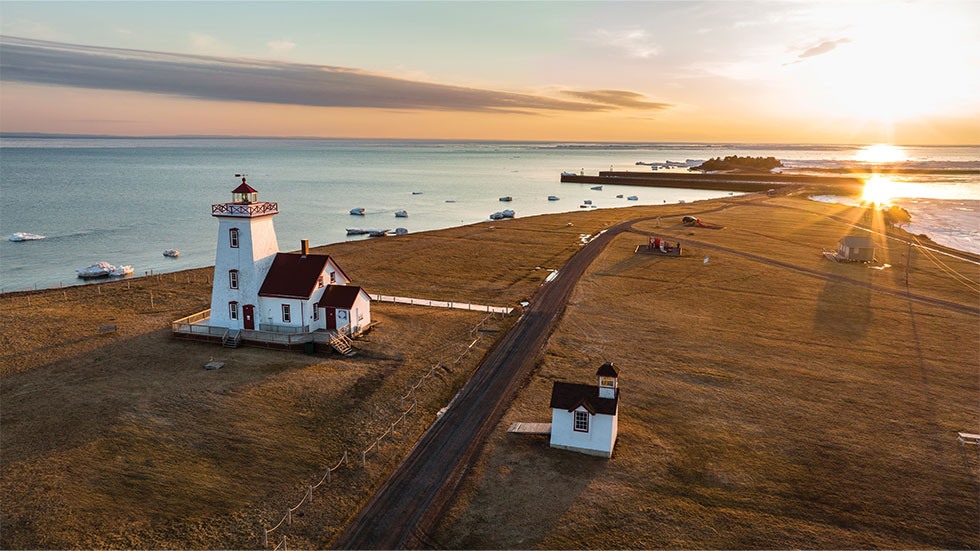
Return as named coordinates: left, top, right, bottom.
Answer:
left=549, top=362, right=620, bottom=458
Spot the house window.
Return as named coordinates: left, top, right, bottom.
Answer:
left=329, top=271, right=336, bottom=284
left=229, top=228, right=239, bottom=248
left=574, top=411, right=590, bottom=432
left=229, top=302, right=239, bottom=320
left=229, top=270, right=239, bottom=289
left=313, top=307, right=319, bottom=321
left=318, top=275, right=324, bottom=288
left=281, top=304, right=291, bottom=323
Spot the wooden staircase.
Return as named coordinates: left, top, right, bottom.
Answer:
left=329, top=332, right=355, bottom=356
left=222, top=329, right=241, bottom=348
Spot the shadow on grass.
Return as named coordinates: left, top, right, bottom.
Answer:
left=813, top=265, right=873, bottom=338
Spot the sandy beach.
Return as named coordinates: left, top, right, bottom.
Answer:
left=1, top=188, right=977, bottom=549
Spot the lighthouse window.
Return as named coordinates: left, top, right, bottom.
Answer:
left=599, top=376, right=615, bottom=388
left=229, top=302, right=239, bottom=320
left=229, top=270, right=239, bottom=289
left=330, top=271, right=336, bottom=284
left=574, top=411, right=590, bottom=432
left=229, top=228, right=239, bottom=248
left=281, top=304, right=291, bottom=323
left=318, top=275, right=324, bottom=288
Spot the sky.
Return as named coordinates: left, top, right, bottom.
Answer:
left=1, top=1, right=978, bottom=144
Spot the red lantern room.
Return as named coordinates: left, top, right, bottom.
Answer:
left=232, top=177, right=258, bottom=204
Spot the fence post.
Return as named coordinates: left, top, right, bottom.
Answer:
left=344, top=450, right=349, bottom=465
left=362, top=450, right=366, bottom=466
left=287, top=508, right=291, bottom=526
left=308, top=484, right=313, bottom=503
left=263, top=528, right=268, bottom=548
left=150, top=290, right=154, bottom=308
left=282, top=534, right=287, bottom=551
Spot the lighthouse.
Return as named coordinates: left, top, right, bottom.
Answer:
left=209, top=176, right=280, bottom=330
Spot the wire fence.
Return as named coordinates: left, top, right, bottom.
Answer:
left=0, top=270, right=212, bottom=311
left=257, top=309, right=509, bottom=547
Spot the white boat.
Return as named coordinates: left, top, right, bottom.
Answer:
left=591, top=185, right=602, bottom=191
left=499, top=196, right=513, bottom=202
left=368, top=229, right=391, bottom=237
left=584, top=200, right=593, bottom=205
left=548, top=196, right=560, bottom=201
left=346, top=228, right=367, bottom=235
left=350, top=208, right=365, bottom=215
left=395, top=210, right=408, bottom=217
left=111, top=265, right=133, bottom=277
left=163, top=249, right=180, bottom=257
left=77, top=262, right=116, bottom=279
left=9, top=232, right=45, bottom=242
left=627, top=196, right=638, bottom=201
left=395, top=227, right=408, bottom=235
left=501, top=210, right=515, bottom=218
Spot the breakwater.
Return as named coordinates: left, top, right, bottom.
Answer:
left=561, top=171, right=865, bottom=193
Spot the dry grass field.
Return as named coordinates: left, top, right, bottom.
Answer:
left=2, top=191, right=977, bottom=549
left=433, top=194, right=980, bottom=549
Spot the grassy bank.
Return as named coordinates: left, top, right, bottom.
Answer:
left=2, top=190, right=976, bottom=548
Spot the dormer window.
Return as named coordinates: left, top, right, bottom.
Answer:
left=330, top=271, right=336, bottom=284
left=229, top=228, right=239, bottom=248
left=229, top=270, right=239, bottom=289
left=318, top=275, right=324, bottom=288
left=574, top=411, right=590, bottom=432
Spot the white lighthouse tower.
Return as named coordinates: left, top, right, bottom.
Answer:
left=209, top=176, right=280, bottom=330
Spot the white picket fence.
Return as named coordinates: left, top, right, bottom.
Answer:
left=369, top=294, right=513, bottom=314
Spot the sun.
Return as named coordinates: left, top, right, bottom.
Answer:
left=861, top=175, right=894, bottom=205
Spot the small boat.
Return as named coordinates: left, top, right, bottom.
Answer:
left=548, top=196, right=560, bottom=201
left=9, top=232, right=45, bottom=241
left=499, top=196, right=513, bottom=202
left=561, top=171, right=576, bottom=176
left=395, top=227, right=408, bottom=235
left=627, top=196, right=638, bottom=201
left=77, top=262, right=116, bottom=279
left=163, top=249, right=180, bottom=257
left=368, top=229, right=391, bottom=237
left=501, top=210, right=515, bottom=218
left=678, top=200, right=686, bottom=204
left=350, top=208, right=365, bottom=215
left=591, top=185, right=602, bottom=191
left=616, top=194, right=623, bottom=198
left=445, top=200, right=456, bottom=203
left=584, top=200, right=592, bottom=205
left=346, top=228, right=367, bottom=235
left=395, top=210, right=408, bottom=217
left=111, top=265, right=133, bottom=277
left=489, top=212, right=505, bottom=220
left=412, top=191, right=423, bottom=195
left=579, top=205, right=588, bottom=209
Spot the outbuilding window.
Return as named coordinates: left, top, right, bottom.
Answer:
left=229, top=270, right=239, bottom=289
left=281, top=304, right=291, bottom=323
left=229, top=301, right=239, bottom=320
left=229, top=228, right=239, bottom=248
left=574, top=411, right=590, bottom=432
left=313, top=307, right=319, bottom=321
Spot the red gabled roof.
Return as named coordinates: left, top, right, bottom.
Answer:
left=596, top=361, right=618, bottom=377
left=232, top=182, right=257, bottom=194
left=258, top=253, right=331, bottom=299
left=318, top=285, right=366, bottom=309
left=549, top=382, right=618, bottom=415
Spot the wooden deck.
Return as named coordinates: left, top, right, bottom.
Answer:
left=507, top=422, right=552, bottom=435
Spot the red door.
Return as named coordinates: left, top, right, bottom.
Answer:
left=242, top=304, right=255, bottom=330
left=325, top=307, right=336, bottom=330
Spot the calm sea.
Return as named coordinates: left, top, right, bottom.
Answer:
left=1, top=138, right=977, bottom=292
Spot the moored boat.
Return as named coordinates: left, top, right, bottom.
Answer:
left=499, top=196, right=513, bottom=202
left=10, top=232, right=45, bottom=241
left=346, top=228, right=367, bottom=235
left=163, top=249, right=180, bottom=257
left=591, top=185, right=603, bottom=191
left=548, top=195, right=560, bottom=201
left=395, top=210, right=408, bottom=217
left=77, top=262, right=115, bottom=279
left=395, top=227, right=408, bottom=235
left=350, top=208, right=365, bottom=215
left=111, top=265, right=134, bottom=277
left=627, top=195, right=638, bottom=200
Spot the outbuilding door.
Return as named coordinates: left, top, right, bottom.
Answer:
left=325, top=307, right=336, bottom=330
left=242, top=305, right=255, bottom=330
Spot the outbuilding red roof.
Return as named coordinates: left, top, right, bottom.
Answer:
left=549, top=382, right=618, bottom=415
left=596, top=361, right=618, bottom=377
left=232, top=182, right=258, bottom=194
left=318, top=285, right=366, bottom=309
left=258, top=253, right=331, bottom=299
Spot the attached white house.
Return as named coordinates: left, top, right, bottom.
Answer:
left=196, top=178, right=371, bottom=342
left=549, top=362, right=620, bottom=458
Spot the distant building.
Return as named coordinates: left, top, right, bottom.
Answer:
left=837, top=235, right=876, bottom=262
left=549, top=362, right=620, bottom=458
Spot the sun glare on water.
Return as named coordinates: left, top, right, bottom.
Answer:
left=856, top=144, right=906, bottom=164
left=861, top=174, right=922, bottom=205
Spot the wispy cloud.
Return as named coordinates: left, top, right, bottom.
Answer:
left=188, top=32, right=232, bottom=55
left=266, top=40, right=296, bottom=54
left=0, top=36, right=630, bottom=114
left=562, top=90, right=671, bottom=111
left=784, top=37, right=851, bottom=65
left=591, top=29, right=661, bottom=58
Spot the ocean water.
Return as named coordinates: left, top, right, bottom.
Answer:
left=1, top=139, right=977, bottom=292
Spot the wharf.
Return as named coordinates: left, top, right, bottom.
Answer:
left=560, top=171, right=864, bottom=193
